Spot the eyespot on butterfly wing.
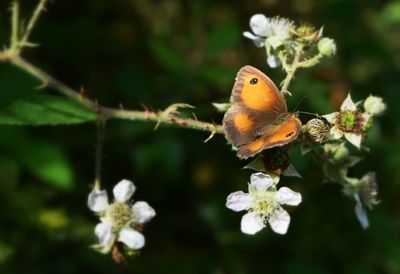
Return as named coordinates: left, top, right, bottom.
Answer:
left=223, top=65, right=302, bottom=159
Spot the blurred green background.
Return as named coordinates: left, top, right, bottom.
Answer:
left=0, top=0, right=399, bottom=273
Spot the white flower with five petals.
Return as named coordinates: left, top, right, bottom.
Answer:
left=226, top=173, right=302, bottom=235
left=323, top=94, right=369, bottom=149
left=88, top=179, right=156, bottom=253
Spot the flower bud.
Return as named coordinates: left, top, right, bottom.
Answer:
left=294, top=24, right=322, bottom=43
left=324, top=143, right=349, bottom=163
left=333, top=145, right=349, bottom=162
left=304, top=118, right=329, bottom=143
left=318, top=37, right=336, bottom=56
left=364, top=96, right=386, bottom=116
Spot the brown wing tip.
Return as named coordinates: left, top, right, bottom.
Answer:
left=238, top=65, right=259, bottom=75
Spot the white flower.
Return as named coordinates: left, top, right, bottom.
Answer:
left=88, top=179, right=156, bottom=253
left=226, top=172, right=302, bottom=235
left=344, top=173, right=379, bottom=229
left=323, top=94, right=366, bottom=148
left=243, top=14, right=294, bottom=49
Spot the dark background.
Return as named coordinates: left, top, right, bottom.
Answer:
left=0, top=0, right=399, bottom=273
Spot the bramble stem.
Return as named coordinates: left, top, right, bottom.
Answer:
left=1, top=0, right=223, bottom=142
left=3, top=54, right=223, bottom=135
left=10, top=1, right=19, bottom=51
left=280, top=44, right=304, bottom=93
left=18, top=0, right=48, bottom=51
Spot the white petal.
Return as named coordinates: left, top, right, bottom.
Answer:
left=113, top=179, right=136, bottom=203
left=88, top=189, right=109, bottom=212
left=275, top=187, right=302, bottom=206
left=132, top=201, right=156, bottom=224
left=243, top=31, right=258, bottom=40
left=267, top=55, right=281, bottom=68
left=249, top=14, right=270, bottom=36
left=243, top=32, right=265, bottom=47
left=250, top=172, right=274, bottom=192
left=240, top=212, right=265, bottom=235
left=118, top=228, right=145, bottom=249
left=329, top=125, right=343, bottom=139
left=268, top=207, right=290, bottom=234
left=226, top=191, right=252, bottom=212
left=323, top=112, right=338, bottom=124
left=354, top=194, right=369, bottom=229
left=95, top=221, right=113, bottom=247
left=340, top=94, right=357, bottom=111
left=344, top=133, right=362, bottom=149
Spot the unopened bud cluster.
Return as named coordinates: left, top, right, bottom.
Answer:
left=304, top=118, right=329, bottom=143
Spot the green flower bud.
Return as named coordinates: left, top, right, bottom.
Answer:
left=324, top=143, right=349, bottom=163
left=333, top=145, right=349, bottom=162
left=304, top=118, right=329, bottom=143
left=318, top=37, right=336, bottom=56
left=364, top=96, right=386, bottom=116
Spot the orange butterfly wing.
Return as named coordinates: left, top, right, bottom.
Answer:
left=236, top=116, right=301, bottom=159
left=223, top=65, right=301, bottom=159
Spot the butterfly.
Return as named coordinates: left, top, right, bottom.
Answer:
left=223, top=65, right=302, bottom=159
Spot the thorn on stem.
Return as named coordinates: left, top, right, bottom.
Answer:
left=204, top=130, right=216, bottom=143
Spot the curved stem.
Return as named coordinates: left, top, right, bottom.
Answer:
left=4, top=54, right=223, bottom=135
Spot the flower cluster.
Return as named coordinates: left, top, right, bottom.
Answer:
left=226, top=173, right=301, bottom=235
left=243, top=14, right=334, bottom=69
left=88, top=179, right=156, bottom=255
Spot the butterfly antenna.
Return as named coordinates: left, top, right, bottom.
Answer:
left=293, top=96, right=321, bottom=118
left=296, top=111, right=321, bottom=118
left=293, top=96, right=307, bottom=112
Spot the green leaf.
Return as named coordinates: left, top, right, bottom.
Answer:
left=0, top=65, right=40, bottom=108
left=283, top=164, right=302, bottom=178
left=19, top=142, right=74, bottom=190
left=0, top=94, right=97, bottom=126
left=243, top=156, right=265, bottom=172
left=0, top=127, right=74, bottom=190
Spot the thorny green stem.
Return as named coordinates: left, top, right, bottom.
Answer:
left=18, top=0, right=48, bottom=52
left=1, top=2, right=222, bottom=135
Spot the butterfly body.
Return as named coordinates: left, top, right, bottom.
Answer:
left=223, top=65, right=301, bottom=159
